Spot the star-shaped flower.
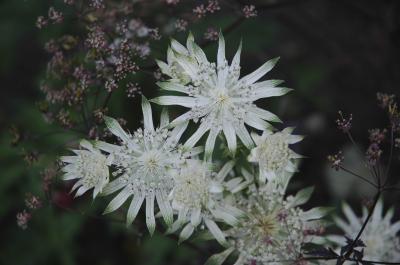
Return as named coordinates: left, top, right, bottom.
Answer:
left=152, top=33, right=291, bottom=160
left=60, top=139, right=110, bottom=198
left=95, top=96, right=201, bottom=234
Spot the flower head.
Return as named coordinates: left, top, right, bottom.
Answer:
left=153, top=33, right=290, bottom=160
left=248, top=128, right=303, bottom=182
left=60, top=139, right=110, bottom=198
left=208, top=173, right=328, bottom=265
left=95, top=96, right=201, bottom=235
left=168, top=160, right=246, bottom=246
left=328, top=201, right=400, bottom=262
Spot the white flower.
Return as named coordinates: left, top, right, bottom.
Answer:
left=95, top=96, right=202, bottom=235
left=168, top=160, right=246, bottom=246
left=60, top=139, right=110, bottom=198
left=328, top=201, right=400, bottom=262
left=152, top=33, right=291, bottom=160
left=207, top=173, right=329, bottom=265
left=248, top=127, right=303, bottom=182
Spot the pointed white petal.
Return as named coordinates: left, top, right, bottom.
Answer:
left=156, top=190, right=173, bottom=227
left=235, top=123, right=254, bottom=149
left=249, top=106, right=282, bottom=123
left=204, top=247, right=234, bottom=265
left=93, top=141, right=120, bottom=153
left=211, top=208, right=238, bottom=226
left=222, top=120, right=237, bottom=154
left=80, top=139, right=94, bottom=151
left=184, top=122, right=210, bottom=148
left=170, top=38, right=189, bottom=55
left=160, top=107, right=169, bottom=128
left=204, top=218, right=227, bottom=247
left=169, top=120, right=189, bottom=143
left=141, top=96, right=154, bottom=132
left=342, top=203, right=360, bottom=228
left=126, top=193, right=145, bottom=226
left=205, top=129, right=219, bottom=161
left=169, top=112, right=193, bottom=127
left=217, top=32, right=226, bottom=69
left=75, top=186, right=90, bottom=197
left=62, top=173, right=79, bottom=180
left=104, top=116, right=130, bottom=142
left=178, top=223, right=195, bottom=244
left=289, top=186, right=314, bottom=207
left=244, top=114, right=273, bottom=131
left=157, top=81, right=189, bottom=93
left=240, top=57, right=280, bottom=85
left=216, top=160, right=235, bottom=181
left=145, top=192, right=156, bottom=235
left=101, top=176, right=127, bottom=196
left=190, top=208, right=202, bottom=227
left=151, top=96, right=200, bottom=108
left=251, top=87, right=293, bottom=101
left=103, top=188, right=131, bottom=214
left=225, top=177, right=243, bottom=192
left=289, top=134, right=304, bottom=144
left=302, top=207, right=333, bottom=220
left=156, top=59, right=171, bottom=76
left=252, top=79, right=285, bottom=89
left=60, top=156, right=77, bottom=163
left=371, top=199, right=383, bottom=226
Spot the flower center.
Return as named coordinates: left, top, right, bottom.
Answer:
left=257, top=214, right=279, bottom=237
left=259, top=133, right=290, bottom=172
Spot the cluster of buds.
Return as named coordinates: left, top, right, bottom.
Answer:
left=204, top=27, right=219, bottom=41
left=16, top=210, right=31, bottom=230
left=328, top=151, right=344, bottom=171
left=17, top=193, right=43, bottom=230
left=243, top=5, right=257, bottom=18
left=377, top=92, right=395, bottom=109
left=336, top=111, right=353, bottom=133
left=36, top=7, right=63, bottom=29
left=175, top=19, right=188, bottom=32
left=193, top=0, right=221, bottom=18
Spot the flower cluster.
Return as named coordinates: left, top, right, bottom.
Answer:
left=59, top=33, right=332, bottom=264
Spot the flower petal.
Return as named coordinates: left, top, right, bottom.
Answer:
left=204, top=247, right=234, bottom=265
left=145, top=192, right=156, bottom=235
left=151, top=96, right=200, bottom=108
left=141, top=96, right=154, bottom=132
left=104, top=116, right=130, bottom=142
left=204, top=218, right=227, bottom=247
left=103, top=187, right=131, bottom=214
left=126, top=192, right=145, bottom=226
left=156, top=190, right=173, bottom=227
left=240, top=57, right=280, bottom=86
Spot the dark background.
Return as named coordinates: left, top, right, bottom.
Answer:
left=1, top=0, right=399, bottom=264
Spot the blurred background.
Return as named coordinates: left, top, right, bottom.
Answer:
left=1, top=0, right=399, bottom=264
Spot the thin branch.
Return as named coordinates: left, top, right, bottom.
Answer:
left=340, top=190, right=381, bottom=264
left=339, top=166, right=378, bottom=188
left=383, top=125, right=395, bottom=187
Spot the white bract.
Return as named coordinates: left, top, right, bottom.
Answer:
left=248, top=128, right=303, bottom=182
left=60, top=139, right=110, bottom=198
left=328, top=201, right=400, bottom=262
left=206, top=173, right=329, bottom=265
left=95, top=96, right=201, bottom=235
left=153, top=33, right=291, bottom=160
left=168, top=160, right=246, bottom=246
